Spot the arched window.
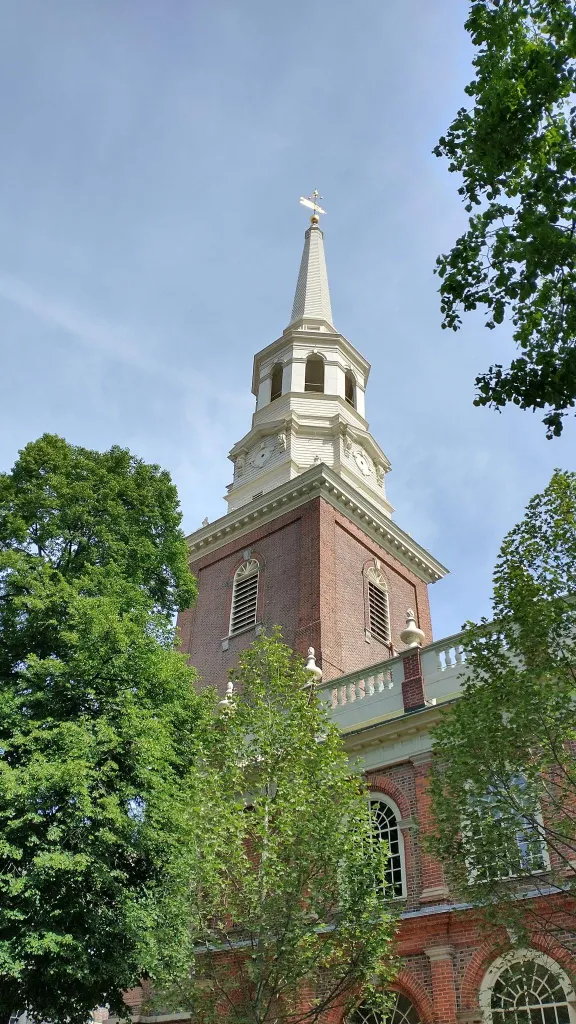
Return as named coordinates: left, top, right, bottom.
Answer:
left=352, top=994, right=420, bottom=1024
left=230, top=559, right=259, bottom=636
left=304, top=355, right=325, bottom=393
left=480, top=952, right=576, bottom=1024
left=369, top=795, right=405, bottom=898
left=345, top=370, right=356, bottom=407
left=365, top=566, right=391, bottom=646
left=270, top=363, right=283, bottom=402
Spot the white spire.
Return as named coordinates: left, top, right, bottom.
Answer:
left=290, top=222, right=334, bottom=328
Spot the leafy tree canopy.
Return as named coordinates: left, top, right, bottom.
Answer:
left=153, top=632, right=399, bottom=1024
left=429, top=470, right=576, bottom=946
left=0, top=435, right=205, bottom=1024
left=0, top=432, right=196, bottom=614
left=436, top=0, right=576, bottom=437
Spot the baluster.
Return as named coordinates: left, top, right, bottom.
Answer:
left=455, top=645, right=464, bottom=665
left=366, top=675, right=375, bottom=697
left=386, top=670, right=393, bottom=689
left=355, top=678, right=364, bottom=700
left=435, top=650, right=443, bottom=672
left=346, top=682, right=355, bottom=703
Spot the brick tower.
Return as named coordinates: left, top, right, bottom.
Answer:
left=177, top=208, right=447, bottom=692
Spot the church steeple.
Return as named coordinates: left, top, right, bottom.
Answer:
left=224, top=208, right=396, bottom=515
left=178, top=202, right=448, bottom=695
left=289, top=222, right=334, bottom=329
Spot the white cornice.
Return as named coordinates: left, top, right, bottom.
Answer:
left=228, top=417, right=287, bottom=459
left=186, top=463, right=449, bottom=585
left=227, top=407, right=387, bottom=466
left=343, top=703, right=442, bottom=753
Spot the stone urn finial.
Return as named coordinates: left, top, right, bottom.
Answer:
left=305, top=646, right=323, bottom=685
left=217, top=679, right=236, bottom=714
left=399, top=608, right=425, bottom=648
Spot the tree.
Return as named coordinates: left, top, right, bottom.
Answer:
left=0, top=434, right=207, bottom=1024
left=435, top=0, right=576, bottom=437
left=153, top=632, right=399, bottom=1024
left=428, top=470, right=576, bottom=949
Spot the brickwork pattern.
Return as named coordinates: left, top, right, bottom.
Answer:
left=177, top=496, right=434, bottom=692
left=178, top=508, right=306, bottom=694
left=329, top=514, right=432, bottom=680
left=401, top=650, right=425, bottom=711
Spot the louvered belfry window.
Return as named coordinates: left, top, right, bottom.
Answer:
left=367, top=567, right=390, bottom=645
left=230, top=559, right=260, bottom=635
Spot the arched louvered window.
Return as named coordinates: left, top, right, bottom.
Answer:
left=480, top=952, right=576, bottom=1024
left=366, top=566, right=390, bottom=646
left=345, top=370, right=356, bottom=407
left=304, top=355, right=325, bottom=393
left=369, top=796, right=406, bottom=898
left=230, top=559, right=260, bottom=636
left=270, top=363, right=283, bottom=402
left=351, top=994, right=420, bottom=1024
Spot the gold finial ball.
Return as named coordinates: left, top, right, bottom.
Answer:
left=310, top=214, right=319, bottom=225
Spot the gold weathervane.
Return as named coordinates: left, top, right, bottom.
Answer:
left=299, top=189, right=326, bottom=225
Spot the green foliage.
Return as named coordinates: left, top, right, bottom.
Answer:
left=0, top=432, right=196, bottom=614
left=0, top=435, right=205, bottom=1024
left=429, top=470, right=576, bottom=943
left=435, top=0, right=576, bottom=437
left=155, top=632, right=398, bottom=1024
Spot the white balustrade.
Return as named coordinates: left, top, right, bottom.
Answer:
left=323, top=631, right=470, bottom=728
left=326, top=664, right=397, bottom=708
left=430, top=641, right=466, bottom=672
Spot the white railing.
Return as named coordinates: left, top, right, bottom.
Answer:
left=326, top=654, right=405, bottom=709
left=318, top=631, right=469, bottom=731
left=420, top=633, right=467, bottom=676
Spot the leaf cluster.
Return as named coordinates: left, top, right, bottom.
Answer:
left=436, top=0, right=576, bottom=436
left=429, top=470, right=576, bottom=945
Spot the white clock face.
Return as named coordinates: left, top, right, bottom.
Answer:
left=353, top=449, right=372, bottom=476
left=249, top=442, right=273, bottom=469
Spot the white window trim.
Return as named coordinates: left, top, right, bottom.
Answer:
left=368, top=792, right=407, bottom=900
left=463, top=777, right=550, bottom=884
left=478, top=949, right=576, bottom=1024
left=229, top=559, right=260, bottom=637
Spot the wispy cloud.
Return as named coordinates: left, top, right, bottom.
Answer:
left=0, top=272, right=247, bottom=406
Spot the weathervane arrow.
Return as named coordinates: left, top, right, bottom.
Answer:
left=299, top=189, right=326, bottom=218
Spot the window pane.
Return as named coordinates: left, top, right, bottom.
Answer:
left=351, top=995, right=421, bottom=1024
left=490, top=961, right=570, bottom=1024
left=370, top=800, right=404, bottom=897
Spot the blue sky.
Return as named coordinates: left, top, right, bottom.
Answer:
left=1, top=0, right=574, bottom=641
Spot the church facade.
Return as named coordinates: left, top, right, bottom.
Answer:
left=170, top=213, right=576, bottom=1024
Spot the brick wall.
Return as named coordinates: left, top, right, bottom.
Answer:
left=178, top=507, right=305, bottom=694
left=360, top=758, right=576, bottom=1024
left=329, top=512, right=432, bottom=679
left=177, top=496, right=433, bottom=692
